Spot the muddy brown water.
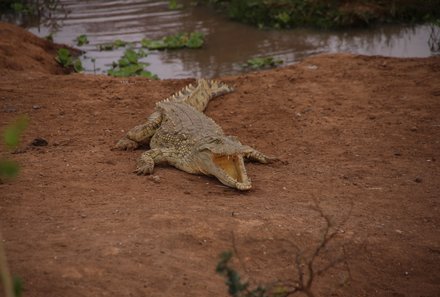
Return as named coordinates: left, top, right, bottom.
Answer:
left=6, top=0, right=440, bottom=79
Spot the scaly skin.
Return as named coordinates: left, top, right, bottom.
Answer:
left=115, top=79, right=271, bottom=190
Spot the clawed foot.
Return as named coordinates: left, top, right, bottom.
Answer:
left=134, top=165, right=153, bottom=175
left=113, top=137, right=139, bottom=151
left=265, top=156, right=280, bottom=164
left=134, top=158, right=154, bottom=175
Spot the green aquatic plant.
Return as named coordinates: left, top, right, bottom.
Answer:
left=141, top=32, right=204, bottom=50
left=107, top=48, right=158, bottom=79
left=168, top=0, right=183, bottom=10
left=44, top=33, right=54, bottom=42
left=55, top=48, right=83, bottom=72
left=75, top=34, right=89, bottom=46
left=98, top=39, right=129, bottom=51
left=244, top=56, right=283, bottom=70
left=198, top=0, right=440, bottom=29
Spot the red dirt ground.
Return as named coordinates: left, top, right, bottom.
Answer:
left=0, top=22, right=439, bottom=297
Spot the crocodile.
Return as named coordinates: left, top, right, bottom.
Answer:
left=114, top=79, right=272, bottom=190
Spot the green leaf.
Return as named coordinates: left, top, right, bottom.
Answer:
left=73, top=59, right=83, bottom=72
left=245, top=56, right=283, bottom=69
left=186, top=32, right=204, bottom=48
left=98, top=43, right=114, bottom=51
left=124, top=49, right=138, bottom=64
left=113, top=39, right=128, bottom=48
left=55, top=48, right=73, bottom=67
left=118, top=57, right=130, bottom=67
left=140, top=71, right=159, bottom=79
left=14, top=276, right=23, bottom=297
left=45, top=33, right=54, bottom=42
left=168, top=0, right=183, bottom=10
left=75, top=34, right=89, bottom=46
left=0, top=160, right=20, bottom=178
left=141, top=32, right=204, bottom=50
left=141, top=38, right=167, bottom=50
left=3, top=116, right=28, bottom=149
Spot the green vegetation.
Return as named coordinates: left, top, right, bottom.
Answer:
left=0, top=0, right=33, bottom=14
left=0, top=117, right=27, bottom=180
left=199, top=0, right=440, bottom=29
left=107, top=48, right=158, bottom=79
left=95, top=33, right=203, bottom=77
left=75, top=34, right=89, bottom=46
left=1, top=118, right=26, bottom=297
left=141, top=32, right=204, bottom=50
left=55, top=48, right=83, bottom=72
left=44, top=33, right=54, bottom=42
left=168, top=0, right=183, bottom=10
left=216, top=251, right=267, bottom=297
left=98, top=39, right=129, bottom=51
left=0, top=0, right=63, bottom=27
left=244, top=56, right=283, bottom=70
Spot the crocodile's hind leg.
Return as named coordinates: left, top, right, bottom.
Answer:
left=114, top=111, right=162, bottom=150
left=135, top=148, right=177, bottom=175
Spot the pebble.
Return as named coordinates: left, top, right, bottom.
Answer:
left=414, top=177, right=422, bottom=183
left=31, top=137, right=48, bottom=146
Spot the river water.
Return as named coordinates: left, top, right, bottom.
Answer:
left=6, top=0, right=440, bottom=79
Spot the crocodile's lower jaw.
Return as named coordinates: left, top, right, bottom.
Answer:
left=212, top=154, right=251, bottom=190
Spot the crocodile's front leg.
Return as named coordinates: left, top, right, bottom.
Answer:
left=242, top=145, right=274, bottom=164
left=135, top=148, right=178, bottom=175
left=114, top=111, right=162, bottom=150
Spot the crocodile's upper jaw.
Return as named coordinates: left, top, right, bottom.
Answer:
left=196, top=151, right=251, bottom=190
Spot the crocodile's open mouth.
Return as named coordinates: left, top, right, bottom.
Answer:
left=212, top=154, right=251, bottom=190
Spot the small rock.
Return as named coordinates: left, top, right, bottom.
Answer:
left=395, top=229, right=403, bottom=234
left=31, top=137, right=48, bottom=147
left=393, top=150, right=402, bottom=156
left=32, top=104, right=42, bottom=110
left=368, top=115, right=376, bottom=120
left=410, top=126, right=418, bottom=132
left=414, top=177, right=422, bottom=183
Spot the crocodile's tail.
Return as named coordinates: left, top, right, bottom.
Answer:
left=165, top=79, right=234, bottom=112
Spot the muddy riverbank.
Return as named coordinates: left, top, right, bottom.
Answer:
left=1, top=22, right=440, bottom=297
